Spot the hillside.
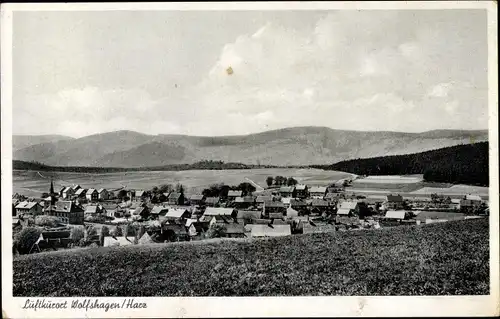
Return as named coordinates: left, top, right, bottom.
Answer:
left=12, top=134, right=74, bottom=152
left=13, top=219, right=489, bottom=296
left=13, top=127, right=488, bottom=167
left=316, top=142, right=489, bottom=186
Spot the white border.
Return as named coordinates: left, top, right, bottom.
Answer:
left=1, top=1, right=498, bottom=318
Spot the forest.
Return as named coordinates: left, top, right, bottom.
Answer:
left=12, top=160, right=279, bottom=173
left=312, top=142, right=489, bottom=186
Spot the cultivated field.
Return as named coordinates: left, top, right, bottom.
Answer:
left=13, top=218, right=489, bottom=296
left=13, top=169, right=354, bottom=197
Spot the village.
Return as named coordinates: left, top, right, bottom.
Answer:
left=12, top=175, right=489, bottom=254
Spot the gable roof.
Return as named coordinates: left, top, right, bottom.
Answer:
left=264, top=200, right=285, bottom=208
left=286, top=207, right=299, bottom=218
left=235, top=196, right=255, bottom=203
left=55, top=201, right=75, bottom=213
left=250, top=224, right=291, bottom=237
left=228, top=190, right=243, bottom=197
left=103, top=236, right=134, bottom=247
left=337, top=208, right=352, bottom=215
left=225, top=223, right=246, bottom=235
left=72, top=184, right=81, bottom=190
left=205, top=197, right=220, bottom=204
left=385, top=210, right=406, bottom=219
left=15, top=201, right=40, bottom=209
left=340, top=201, right=358, bottom=210
left=189, top=194, right=205, bottom=201
left=295, top=184, right=307, bottom=191
left=97, top=188, right=107, bottom=193
left=256, top=195, right=272, bottom=203
left=75, top=188, right=86, bottom=195
left=269, top=212, right=285, bottom=219
left=62, top=187, right=74, bottom=193
left=86, top=188, right=97, bottom=195
left=290, top=199, right=307, bottom=207
left=84, top=205, right=101, bottom=214
left=133, top=206, right=147, bottom=215
left=135, top=190, right=145, bottom=197
left=309, top=186, right=327, bottom=193
left=311, top=199, right=331, bottom=207
left=279, top=186, right=295, bottom=193
left=165, top=208, right=189, bottom=218
left=168, top=192, right=182, bottom=200
left=204, top=207, right=235, bottom=216
left=138, top=232, right=154, bottom=244
left=325, top=193, right=339, bottom=200
left=465, top=194, right=482, bottom=201
left=151, top=206, right=169, bottom=215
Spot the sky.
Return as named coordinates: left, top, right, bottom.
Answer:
left=12, top=9, right=488, bottom=137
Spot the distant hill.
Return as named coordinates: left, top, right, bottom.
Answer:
left=314, top=142, right=489, bottom=186
left=13, top=127, right=488, bottom=167
left=13, top=134, right=74, bottom=152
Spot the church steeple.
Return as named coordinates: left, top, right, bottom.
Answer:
left=49, top=178, right=56, bottom=207
left=50, top=179, right=55, bottom=195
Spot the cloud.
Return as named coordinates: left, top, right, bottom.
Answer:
left=14, top=11, right=488, bottom=137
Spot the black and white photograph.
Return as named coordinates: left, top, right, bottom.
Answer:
left=1, top=1, right=498, bottom=318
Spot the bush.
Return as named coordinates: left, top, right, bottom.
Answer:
left=70, top=226, right=85, bottom=243
left=34, top=215, right=60, bottom=228
left=110, top=226, right=123, bottom=237
left=14, top=227, right=42, bottom=254
left=206, top=224, right=226, bottom=238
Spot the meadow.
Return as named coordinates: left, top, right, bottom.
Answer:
left=13, top=168, right=354, bottom=197
left=13, top=218, right=489, bottom=296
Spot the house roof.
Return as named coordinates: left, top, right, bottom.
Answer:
left=254, top=218, right=273, bottom=224
left=151, top=206, right=169, bottom=215
left=237, top=210, right=262, bottom=220
left=168, top=192, right=181, bottom=200
left=86, top=188, right=97, bottom=194
left=235, top=196, right=255, bottom=203
left=72, top=184, right=81, bottom=190
left=165, top=208, right=188, bottom=218
left=465, top=195, right=482, bottom=201
left=290, top=199, right=307, bottom=207
left=264, top=200, right=285, bottom=208
left=205, top=197, right=220, bottom=204
left=325, top=193, right=338, bottom=200
left=228, top=190, right=243, bottom=197
left=309, top=186, right=327, bottom=193
left=269, top=212, right=284, bottom=219
left=138, top=232, right=154, bottom=244
left=295, top=184, right=307, bottom=191
left=103, top=236, right=134, bottom=247
left=15, top=201, right=40, bottom=209
left=225, top=223, right=246, bottom=235
left=133, top=206, right=147, bottom=215
left=250, top=224, right=291, bottom=237
left=189, top=194, right=205, bottom=201
left=256, top=196, right=272, bottom=203
left=84, top=205, right=101, bottom=214
left=286, top=207, right=299, bottom=218
left=337, top=208, right=352, bottom=215
left=311, top=199, right=331, bottom=207
left=387, top=194, right=403, bottom=202
left=340, top=201, right=358, bottom=210
left=204, top=207, right=235, bottom=216
left=75, top=188, right=86, bottom=195
left=97, top=188, right=106, bottom=193
left=62, top=187, right=73, bottom=193
left=279, top=186, right=295, bottom=193
left=385, top=210, right=406, bottom=219
left=281, top=197, right=291, bottom=204
left=54, top=201, right=76, bottom=213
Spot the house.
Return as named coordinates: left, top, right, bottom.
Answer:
left=263, top=200, right=286, bottom=218
left=279, top=186, right=295, bottom=198
left=133, top=206, right=150, bottom=219
left=97, top=188, right=109, bottom=200
left=49, top=201, right=85, bottom=224
left=164, top=208, right=191, bottom=223
left=202, top=207, right=237, bottom=223
left=309, top=186, right=327, bottom=199
left=285, top=207, right=299, bottom=219
left=385, top=194, right=404, bottom=210
left=103, top=236, right=134, bottom=247
left=325, top=192, right=342, bottom=202
left=384, top=210, right=409, bottom=220
left=310, top=199, right=334, bottom=214
left=234, top=196, right=256, bottom=209
left=187, top=220, right=210, bottom=238
left=135, top=190, right=148, bottom=201
left=74, top=188, right=87, bottom=199
left=167, top=192, right=185, bottom=205
left=15, top=201, right=43, bottom=216
left=72, top=184, right=82, bottom=192
left=236, top=210, right=262, bottom=224
left=336, top=201, right=359, bottom=217
left=150, top=205, right=169, bottom=217
left=62, top=187, right=75, bottom=199
left=227, top=190, right=243, bottom=201
left=460, top=194, right=483, bottom=210
left=205, top=197, right=220, bottom=207
left=290, top=199, right=308, bottom=211
left=256, top=196, right=272, bottom=208
left=189, top=194, right=205, bottom=206
left=294, top=184, right=308, bottom=199
left=162, top=224, right=189, bottom=242
left=250, top=224, right=291, bottom=237
left=86, top=189, right=99, bottom=202
left=137, top=232, right=155, bottom=245
left=269, top=212, right=285, bottom=220
left=281, top=197, right=292, bottom=208
left=225, top=223, right=247, bottom=238
left=84, top=204, right=105, bottom=216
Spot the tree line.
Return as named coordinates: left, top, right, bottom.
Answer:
left=265, top=176, right=298, bottom=187
left=312, top=142, right=489, bottom=186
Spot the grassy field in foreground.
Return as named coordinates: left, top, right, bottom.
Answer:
left=13, top=219, right=489, bottom=296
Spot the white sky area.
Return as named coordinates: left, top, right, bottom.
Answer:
left=13, top=10, right=488, bottom=137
